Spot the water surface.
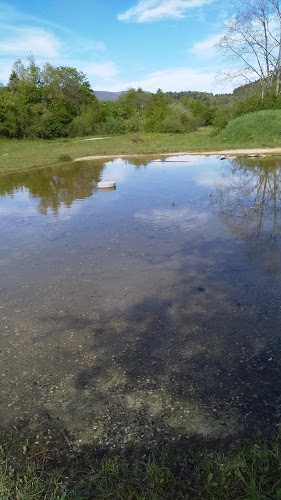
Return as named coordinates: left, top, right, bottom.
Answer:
left=1, top=155, right=281, bottom=448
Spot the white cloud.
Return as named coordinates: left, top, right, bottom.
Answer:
left=78, top=61, right=118, bottom=80
left=118, top=0, right=213, bottom=23
left=189, top=33, right=221, bottom=58
left=0, top=2, right=113, bottom=86
left=0, top=28, right=61, bottom=57
left=0, top=3, right=108, bottom=83
left=102, top=66, right=229, bottom=93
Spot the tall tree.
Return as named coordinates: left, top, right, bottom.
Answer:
left=218, top=0, right=281, bottom=98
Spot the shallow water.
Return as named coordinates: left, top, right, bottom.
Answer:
left=1, top=154, right=281, bottom=448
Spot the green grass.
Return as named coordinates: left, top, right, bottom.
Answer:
left=2, top=110, right=281, bottom=174
left=0, top=130, right=214, bottom=174
left=1, top=428, right=281, bottom=499
left=216, top=109, right=281, bottom=147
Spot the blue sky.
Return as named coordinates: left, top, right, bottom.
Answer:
left=0, top=0, right=233, bottom=93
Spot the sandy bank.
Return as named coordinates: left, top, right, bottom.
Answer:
left=74, top=147, right=281, bottom=162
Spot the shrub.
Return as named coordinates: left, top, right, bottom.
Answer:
left=160, top=114, right=186, bottom=133
left=124, top=113, right=144, bottom=133
left=58, top=154, right=72, bottom=162
left=98, top=116, right=125, bottom=134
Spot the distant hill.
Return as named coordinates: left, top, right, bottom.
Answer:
left=93, top=91, right=125, bottom=101
left=93, top=89, right=232, bottom=105
left=233, top=80, right=261, bottom=98
left=165, top=90, right=221, bottom=106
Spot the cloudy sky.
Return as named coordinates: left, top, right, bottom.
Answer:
left=0, top=0, right=233, bottom=94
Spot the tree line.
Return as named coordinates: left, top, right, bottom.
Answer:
left=0, top=57, right=218, bottom=139
left=0, top=55, right=273, bottom=140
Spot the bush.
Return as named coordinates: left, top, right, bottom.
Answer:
left=68, top=103, right=100, bottom=137
left=160, top=114, right=186, bottom=133
left=68, top=113, right=95, bottom=137
left=98, top=116, right=125, bottom=135
left=58, top=154, right=72, bottom=162
left=124, top=113, right=144, bottom=133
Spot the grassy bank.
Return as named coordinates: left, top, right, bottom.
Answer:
left=1, top=110, right=281, bottom=174
left=215, top=110, right=281, bottom=147
left=1, top=428, right=281, bottom=499
left=0, top=129, right=214, bottom=174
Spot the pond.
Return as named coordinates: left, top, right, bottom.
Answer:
left=1, top=154, right=281, bottom=449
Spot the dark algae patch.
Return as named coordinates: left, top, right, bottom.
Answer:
left=1, top=155, right=281, bottom=497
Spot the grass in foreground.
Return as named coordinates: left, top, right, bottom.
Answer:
left=1, top=428, right=281, bottom=499
left=0, top=129, right=214, bottom=174
left=1, top=110, right=281, bottom=174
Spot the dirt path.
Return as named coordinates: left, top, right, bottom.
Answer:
left=74, top=147, right=281, bottom=162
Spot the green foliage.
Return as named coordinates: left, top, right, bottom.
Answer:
left=143, top=91, right=172, bottom=132
left=68, top=102, right=100, bottom=137
left=166, top=90, right=223, bottom=106
left=58, top=154, right=72, bottom=162
left=180, top=96, right=215, bottom=126
left=158, top=102, right=197, bottom=133
left=99, top=116, right=125, bottom=134
left=144, top=103, right=167, bottom=131
left=123, top=113, right=144, bottom=133
left=117, top=88, right=152, bottom=118
left=161, top=113, right=186, bottom=133
left=0, top=58, right=97, bottom=139
left=4, top=55, right=281, bottom=141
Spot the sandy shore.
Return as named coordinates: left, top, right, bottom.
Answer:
left=74, top=147, right=281, bottom=162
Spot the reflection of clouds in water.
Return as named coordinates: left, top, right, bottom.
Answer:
left=54, top=202, right=83, bottom=220
left=0, top=188, right=38, bottom=217
left=196, top=172, right=230, bottom=188
left=135, top=207, right=210, bottom=232
left=196, top=157, right=268, bottom=188
left=101, top=159, right=131, bottom=183
left=196, top=169, right=257, bottom=201
left=101, top=156, right=208, bottom=182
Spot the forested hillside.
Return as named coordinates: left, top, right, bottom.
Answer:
left=93, top=90, right=125, bottom=101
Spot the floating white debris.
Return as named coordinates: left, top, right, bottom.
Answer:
left=98, top=181, right=116, bottom=190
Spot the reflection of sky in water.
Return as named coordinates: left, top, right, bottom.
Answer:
left=1, top=155, right=281, bottom=241
left=1, top=155, right=281, bottom=445
left=135, top=207, right=210, bottom=232
left=0, top=189, right=38, bottom=216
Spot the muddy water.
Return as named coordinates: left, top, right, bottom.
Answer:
left=1, top=155, right=281, bottom=448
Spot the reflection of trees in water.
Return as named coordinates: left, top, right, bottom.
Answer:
left=0, top=160, right=108, bottom=215
left=0, top=156, right=164, bottom=215
left=212, top=157, right=281, bottom=274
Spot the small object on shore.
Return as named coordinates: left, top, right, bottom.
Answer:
left=131, top=136, right=144, bottom=144
left=98, top=181, right=116, bottom=190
